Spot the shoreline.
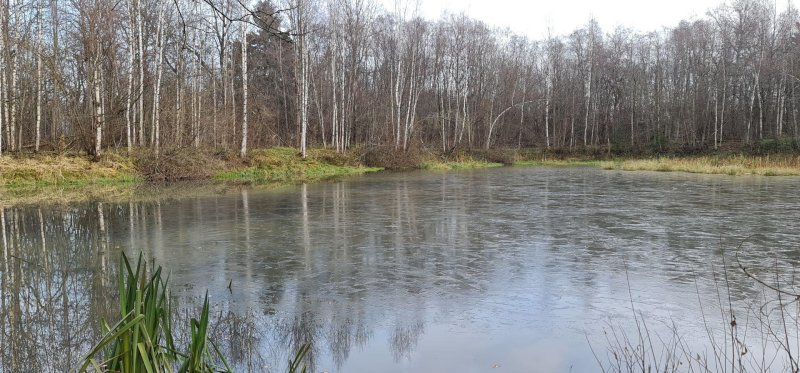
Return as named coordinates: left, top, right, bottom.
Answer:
left=1, top=148, right=799, bottom=206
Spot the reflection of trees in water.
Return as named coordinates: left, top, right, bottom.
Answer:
left=0, top=201, right=276, bottom=372
left=266, top=177, right=484, bottom=371
left=218, top=310, right=266, bottom=371
left=215, top=178, right=484, bottom=372
left=389, top=320, right=424, bottom=362
left=0, top=175, right=518, bottom=372
left=0, top=205, right=117, bottom=373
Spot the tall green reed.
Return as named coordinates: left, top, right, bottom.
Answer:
left=77, top=253, right=230, bottom=373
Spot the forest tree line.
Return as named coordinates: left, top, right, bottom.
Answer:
left=0, top=0, right=799, bottom=158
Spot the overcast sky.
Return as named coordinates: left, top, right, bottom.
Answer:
left=377, top=0, right=799, bottom=38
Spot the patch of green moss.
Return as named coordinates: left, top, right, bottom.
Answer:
left=215, top=165, right=381, bottom=183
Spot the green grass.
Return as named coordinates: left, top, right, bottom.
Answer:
left=419, top=160, right=503, bottom=170
left=215, top=164, right=381, bottom=183
left=416, top=150, right=504, bottom=170
left=600, top=155, right=800, bottom=176
left=511, top=154, right=800, bottom=176
left=216, top=147, right=382, bottom=183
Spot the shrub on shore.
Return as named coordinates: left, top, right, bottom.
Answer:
left=363, top=146, right=421, bottom=170
left=133, top=148, right=229, bottom=182
left=3, top=144, right=800, bottom=191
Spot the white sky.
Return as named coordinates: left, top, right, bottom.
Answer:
left=378, top=0, right=799, bottom=38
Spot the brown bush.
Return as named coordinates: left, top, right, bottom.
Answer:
left=308, top=148, right=360, bottom=167
left=468, top=148, right=518, bottom=165
left=363, top=146, right=420, bottom=170
left=133, top=148, right=228, bottom=182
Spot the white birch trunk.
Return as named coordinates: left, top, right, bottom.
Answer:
left=757, top=77, right=764, bottom=139
left=9, top=0, right=18, bottom=151
left=136, top=0, right=144, bottom=146
left=331, top=47, right=338, bottom=151
left=212, top=58, right=218, bottom=148
left=94, top=64, right=103, bottom=158
left=0, top=19, right=3, bottom=156
left=545, top=72, right=551, bottom=149
left=192, top=31, right=200, bottom=148
left=583, top=64, right=592, bottom=147
left=240, top=10, right=248, bottom=158
left=0, top=3, right=4, bottom=155
left=403, top=46, right=418, bottom=151
left=35, top=1, right=42, bottom=152
left=747, top=74, right=755, bottom=144
left=301, top=38, right=309, bottom=158
left=293, top=0, right=308, bottom=158
left=125, top=0, right=135, bottom=152
left=0, top=1, right=7, bottom=155
left=152, top=2, right=166, bottom=157
left=176, top=54, right=182, bottom=147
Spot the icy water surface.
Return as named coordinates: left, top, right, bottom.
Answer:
left=2, top=167, right=799, bottom=372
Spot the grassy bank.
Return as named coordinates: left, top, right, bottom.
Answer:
left=0, top=148, right=383, bottom=206
left=0, top=148, right=381, bottom=188
left=507, top=145, right=800, bottom=176
left=215, top=147, right=382, bottom=183
left=599, top=155, right=800, bottom=176
left=2, top=147, right=799, bottom=204
left=361, top=147, right=509, bottom=170
left=0, top=147, right=511, bottom=205
left=418, top=152, right=503, bottom=170
left=420, top=160, right=503, bottom=170
left=0, top=147, right=513, bottom=206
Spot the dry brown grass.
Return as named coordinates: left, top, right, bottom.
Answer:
left=0, top=153, right=137, bottom=187
left=601, top=155, right=800, bottom=176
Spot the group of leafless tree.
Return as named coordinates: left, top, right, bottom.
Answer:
left=0, top=0, right=799, bottom=158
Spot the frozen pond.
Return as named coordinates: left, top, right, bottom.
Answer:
left=2, top=166, right=799, bottom=372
